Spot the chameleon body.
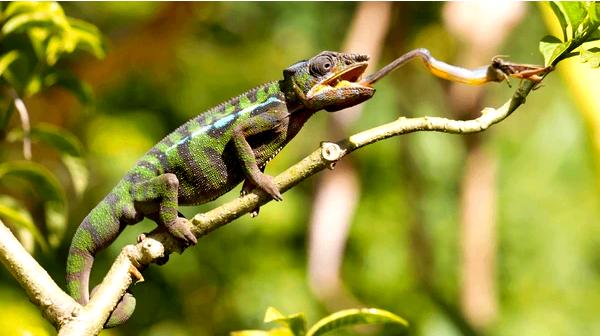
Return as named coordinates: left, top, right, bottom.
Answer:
left=66, top=51, right=375, bottom=326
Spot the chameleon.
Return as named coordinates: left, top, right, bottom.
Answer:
left=66, top=49, right=544, bottom=327
left=66, top=51, right=375, bottom=327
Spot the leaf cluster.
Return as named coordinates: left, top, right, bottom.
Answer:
left=0, top=1, right=104, bottom=98
left=539, top=1, right=600, bottom=67
left=231, top=307, right=408, bottom=336
left=0, top=2, right=103, bottom=251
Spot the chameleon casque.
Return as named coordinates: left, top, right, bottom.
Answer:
left=66, top=51, right=375, bottom=326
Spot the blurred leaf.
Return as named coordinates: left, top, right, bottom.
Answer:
left=31, top=123, right=88, bottom=196
left=0, top=195, right=48, bottom=251
left=44, top=201, right=65, bottom=247
left=3, top=1, right=64, bottom=19
left=581, top=47, right=600, bottom=68
left=305, top=308, right=408, bottom=336
left=0, top=161, right=67, bottom=247
left=231, top=329, right=293, bottom=336
left=61, top=156, right=88, bottom=197
left=1, top=11, right=67, bottom=37
left=26, top=27, right=50, bottom=60
left=45, top=35, right=64, bottom=66
left=549, top=2, right=569, bottom=40
left=551, top=1, right=587, bottom=36
left=44, top=70, right=94, bottom=103
left=24, top=74, right=42, bottom=97
left=539, top=35, right=571, bottom=66
left=68, top=18, right=106, bottom=59
left=264, top=307, right=306, bottom=336
left=0, top=50, right=20, bottom=77
left=29, top=123, right=83, bottom=156
left=9, top=123, right=89, bottom=196
left=0, top=161, right=65, bottom=203
left=589, top=1, right=599, bottom=25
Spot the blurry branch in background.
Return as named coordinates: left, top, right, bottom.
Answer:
left=442, top=2, right=526, bottom=330
left=307, top=1, right=391, bottom=311
left=8, top=88, right=32, bottom=160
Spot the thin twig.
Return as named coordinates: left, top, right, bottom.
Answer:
left=9, top=89, right=32, bottom=160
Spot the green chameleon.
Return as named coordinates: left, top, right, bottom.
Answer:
left=66, top=51, right=375, bottom=326
left=67, top=49, right=532, bottom=327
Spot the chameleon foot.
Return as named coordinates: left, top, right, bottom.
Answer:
left=256, top=174, right=283, bottom=201
left=165, top=217, right=197, bottom=246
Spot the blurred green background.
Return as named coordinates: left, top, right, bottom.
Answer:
left=1, top=2, right=600, bottom=335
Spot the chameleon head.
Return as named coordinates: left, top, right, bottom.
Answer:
left=282, top=51, right=375, bottom=112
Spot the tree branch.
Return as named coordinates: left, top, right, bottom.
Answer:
left=0, top=219, right=78, bottom=328
left=57, top=79, right=536, bottom=334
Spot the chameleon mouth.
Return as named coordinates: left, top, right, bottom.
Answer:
left=307, top=62, right=370, bottom=98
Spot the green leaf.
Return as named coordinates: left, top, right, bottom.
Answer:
left=0, top=161, right=65, bottom=203
left=306, top=308, right=409, bottom=336
left=231, top=329, right=293, bottom=336
left=0, top=195, right=48, bottom=251
left=68, top=18, right=106, bottom=59
left=3, top=1, right=64, bottom=20
left=1, top=11, right=67, bottom=37
left=589, top=1, right=599, bottom=25
left=44, top=201, right=65, bottom=247
left=581, top=47, right=600, bottom=68
left=539, top=35, right=571, bottom=66
left=0, top=51, right=20, bottom=77
left=549, top=2, right=569, bottom=41
left=9, top=123, right=89, bottom=196
left=552, top=1, right=588, bottom=36
left=588, top=28, right=600, bottom=42
left=264, top=307, right=307, bottom=336
left=61, top=156, right=88, bottom=197
left=0, top=161, right=67, bottom=247
left=30, top=123, right=84, bottom=156
left=45, top=35, right=65, bottom=66
left=44, top=70, right=94, bottom=104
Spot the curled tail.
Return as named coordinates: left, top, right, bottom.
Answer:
left=66, top=215, right=97, bottom=305
left=66, top=202, right=136, bottom=327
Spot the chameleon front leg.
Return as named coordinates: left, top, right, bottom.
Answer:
left=131, top=173, right=197, bottom=245
left=232, top=107, right=289, bottom=201
left=241, top=165, right=265, bottom=217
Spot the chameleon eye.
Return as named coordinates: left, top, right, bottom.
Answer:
left=310, top=55, right=334, bottom=76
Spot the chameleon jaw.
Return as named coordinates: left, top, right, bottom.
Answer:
left=306, top=62, right=370, bottom=99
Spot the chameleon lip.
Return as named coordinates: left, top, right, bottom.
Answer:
left=307, top=62, right=370, bottom=98
left=321, top=62, right=369, bottom=87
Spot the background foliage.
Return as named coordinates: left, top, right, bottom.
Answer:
left=1, top=2, right=600, bottom=336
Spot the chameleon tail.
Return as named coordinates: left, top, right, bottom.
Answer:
left=66, top=216, right=95, bottom=305
left=66, top=205, right=136, bottom=327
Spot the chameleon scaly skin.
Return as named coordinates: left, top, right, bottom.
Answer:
left=66, top=51, right=375, bottom=327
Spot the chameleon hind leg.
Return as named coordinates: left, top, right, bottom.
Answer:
left=131, top=173, right=197, bottom=246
